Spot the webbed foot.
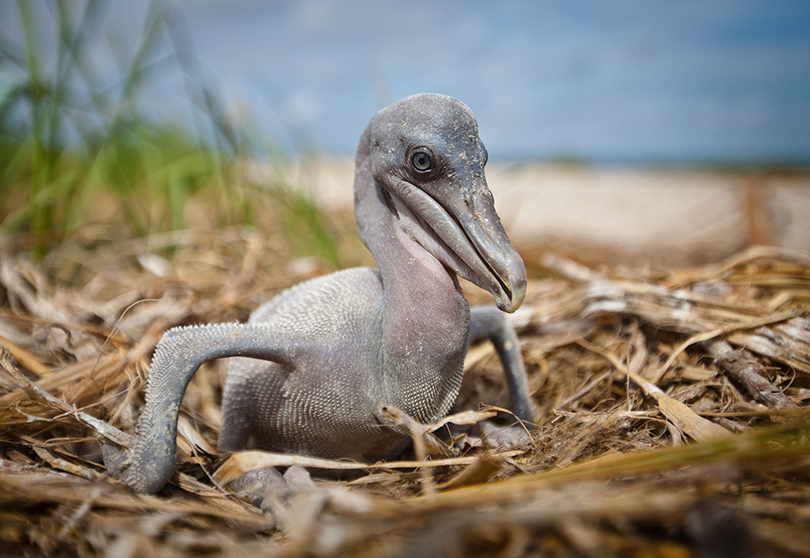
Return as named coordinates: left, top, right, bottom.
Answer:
left=229, top=465, right=314, bottom=514
left=451, top=420, right=533, bottom=450
left=475, top=420, right=533, bottom=449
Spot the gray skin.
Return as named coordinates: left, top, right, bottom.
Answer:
left=105, top=93, right=532, bottom=494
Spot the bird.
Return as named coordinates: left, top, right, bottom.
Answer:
left=104, top=93, right=533, bottom=494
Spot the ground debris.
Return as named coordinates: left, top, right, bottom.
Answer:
left=1, top=231, right=809, bottom=557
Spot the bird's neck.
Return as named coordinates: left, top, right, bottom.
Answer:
left=354, top=131, right=469, bottom=421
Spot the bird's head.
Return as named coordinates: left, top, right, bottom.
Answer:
left=360, top=93, right=526, bottom=313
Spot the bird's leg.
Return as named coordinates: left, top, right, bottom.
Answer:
left=104, top=322, right=295, bottom=494
left=468, top=305, right=534, bottom=423
left=454, top=305, right=534, bottom=449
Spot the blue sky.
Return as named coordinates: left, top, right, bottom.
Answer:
left=3, top=0, right=810, bottom=164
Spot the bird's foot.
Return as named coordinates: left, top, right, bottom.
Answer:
left=453, top=420, right=533, bottom=450
left=229, top=465, right=314, bottom=516
left=477, top=420, right=533, bottom=448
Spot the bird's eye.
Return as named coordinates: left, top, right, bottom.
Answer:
left=411, top=151, right=432, bottom=172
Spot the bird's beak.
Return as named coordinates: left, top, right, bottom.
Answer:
left=451, top=181, right=526, bottom=313
left=394, top=177, right=526, bottom=313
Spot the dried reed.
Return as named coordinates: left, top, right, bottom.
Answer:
left=1, top=232, right=809, bottom=557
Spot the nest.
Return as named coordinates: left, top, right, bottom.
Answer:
left=1, top=228, right=809, bottom=557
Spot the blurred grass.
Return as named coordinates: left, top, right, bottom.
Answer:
left=0, top=0, right=343, bottom=267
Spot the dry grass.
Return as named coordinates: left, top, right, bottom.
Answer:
left=1, top=223, right=809, bottom=557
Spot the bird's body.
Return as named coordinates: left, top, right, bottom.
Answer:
left=106, top=94, right=533, bottom=494
left=220, top=265, right=465, bottom=461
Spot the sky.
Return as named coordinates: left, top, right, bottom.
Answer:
left=3, top=0, right=810, bottom=164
